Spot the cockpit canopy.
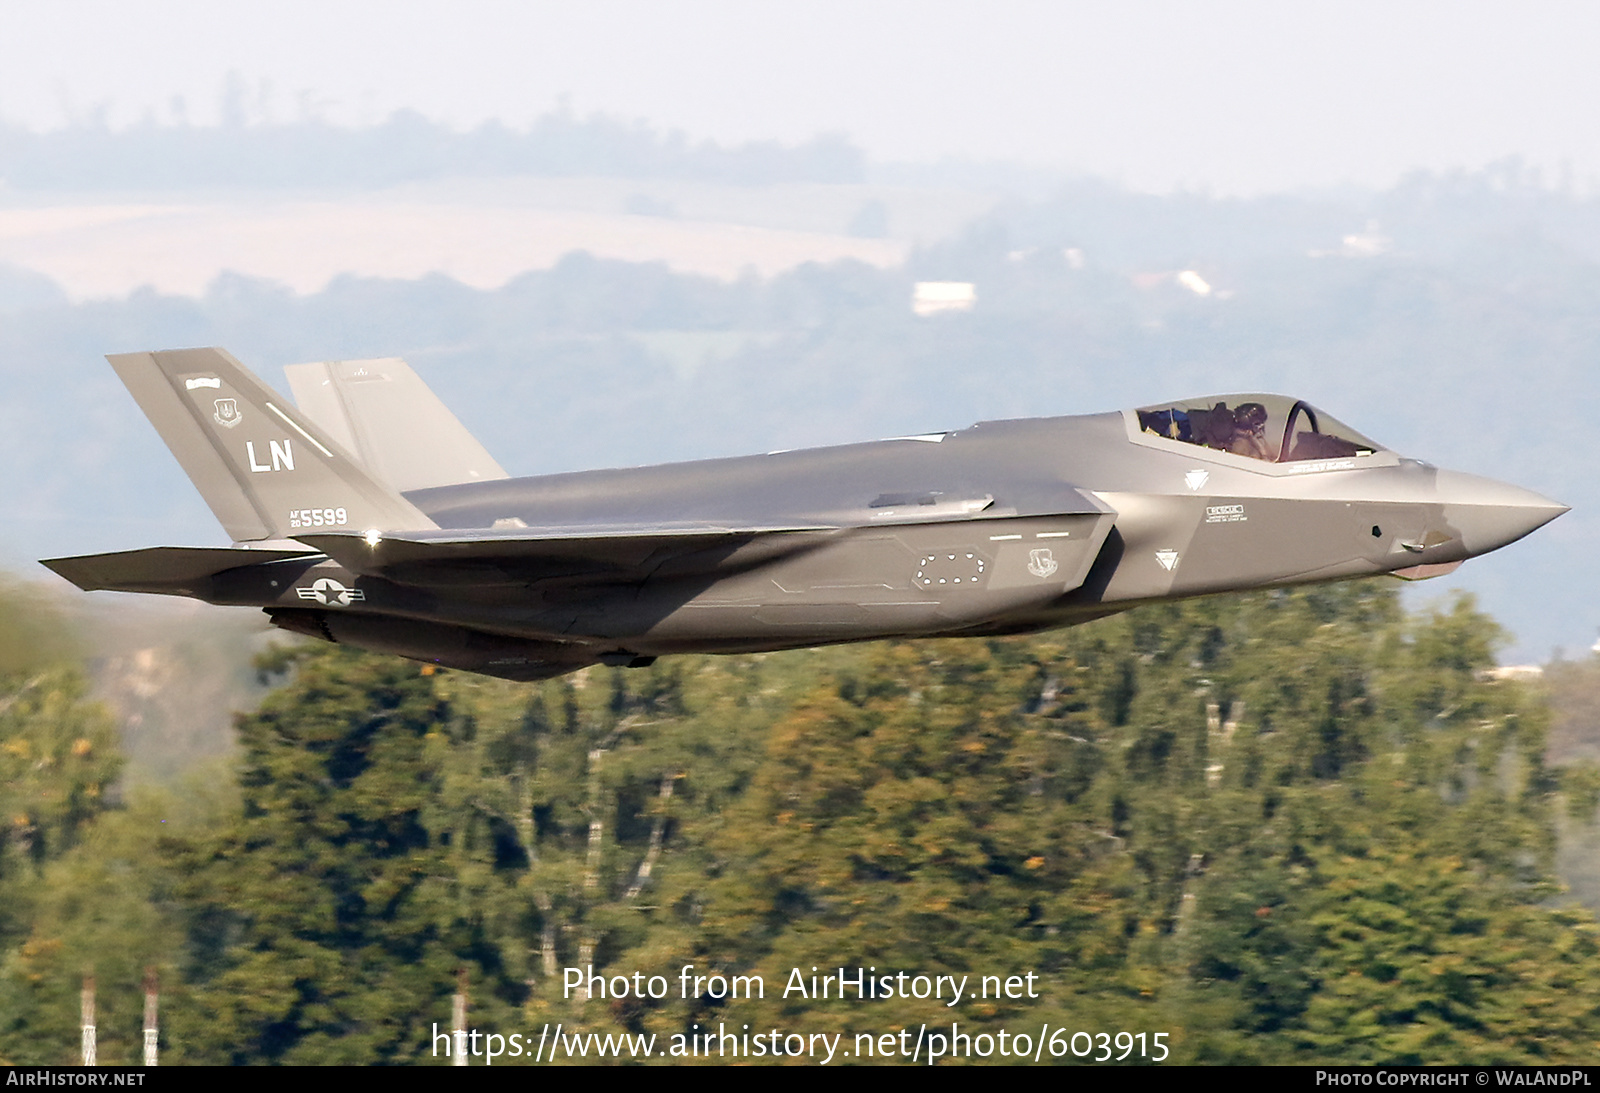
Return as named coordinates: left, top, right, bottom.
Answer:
left=1136, top=395, right=1382, bottom=464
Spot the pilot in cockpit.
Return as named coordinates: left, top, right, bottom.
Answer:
left=1177, top=401, right=1274, bottom=461
left=1227, top=402, right=1272, bottom=461
left=1138, top=396, right=1380, bottom=466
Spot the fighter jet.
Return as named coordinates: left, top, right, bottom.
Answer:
left=42, top=348, right=1566, bottom=681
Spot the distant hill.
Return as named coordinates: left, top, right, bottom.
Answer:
left=0, top=109, right=864, bottom=191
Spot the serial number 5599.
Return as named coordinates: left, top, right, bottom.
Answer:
left=288, top=507, right=348, bottom=529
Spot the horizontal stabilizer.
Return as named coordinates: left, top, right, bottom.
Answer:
left=42, top=545, right=319, bottom=596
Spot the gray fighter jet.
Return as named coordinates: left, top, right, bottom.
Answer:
left=43, top=348, right=1566, bottom=681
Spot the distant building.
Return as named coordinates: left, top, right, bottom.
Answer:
left=1131, top=269, right=1220, bottom=297
left=1132, top=268, right=1216, bottom=294
left=1481, top=665, right=1544, bottom=682
left=912, top=281, right=976, bottom=316
left=1309, top=220, right=1393, bottom=258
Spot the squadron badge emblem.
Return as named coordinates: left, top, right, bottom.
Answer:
left=1027, top=548, right=1059, bottom=579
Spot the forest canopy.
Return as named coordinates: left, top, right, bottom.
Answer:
left=1, top=579, right=1597, bottom=1064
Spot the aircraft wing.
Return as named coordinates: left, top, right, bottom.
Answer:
left=295, top=483, right=1118, bottom=587
left=292, top=525, right=841, bottom=585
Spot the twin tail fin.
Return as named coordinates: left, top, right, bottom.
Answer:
left=108, top=347, right=435, bottom=543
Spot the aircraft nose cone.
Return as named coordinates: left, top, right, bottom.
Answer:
left=1435, top=469, right=1568, bottom=557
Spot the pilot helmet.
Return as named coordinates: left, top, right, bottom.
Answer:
left=1234, top=402, right=1268, bottom=431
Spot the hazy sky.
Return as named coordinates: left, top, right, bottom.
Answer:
left=4, top=1, right=1599, bottom=193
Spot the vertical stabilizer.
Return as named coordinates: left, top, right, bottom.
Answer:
left=109, top=348, right=436, bottom=542
left=285, top=357, right=508, bottom=492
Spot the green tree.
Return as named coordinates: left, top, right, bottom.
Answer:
left=165, top=647, right=498, bottom=1064
left=0, top=585, right=121, bottom=1065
